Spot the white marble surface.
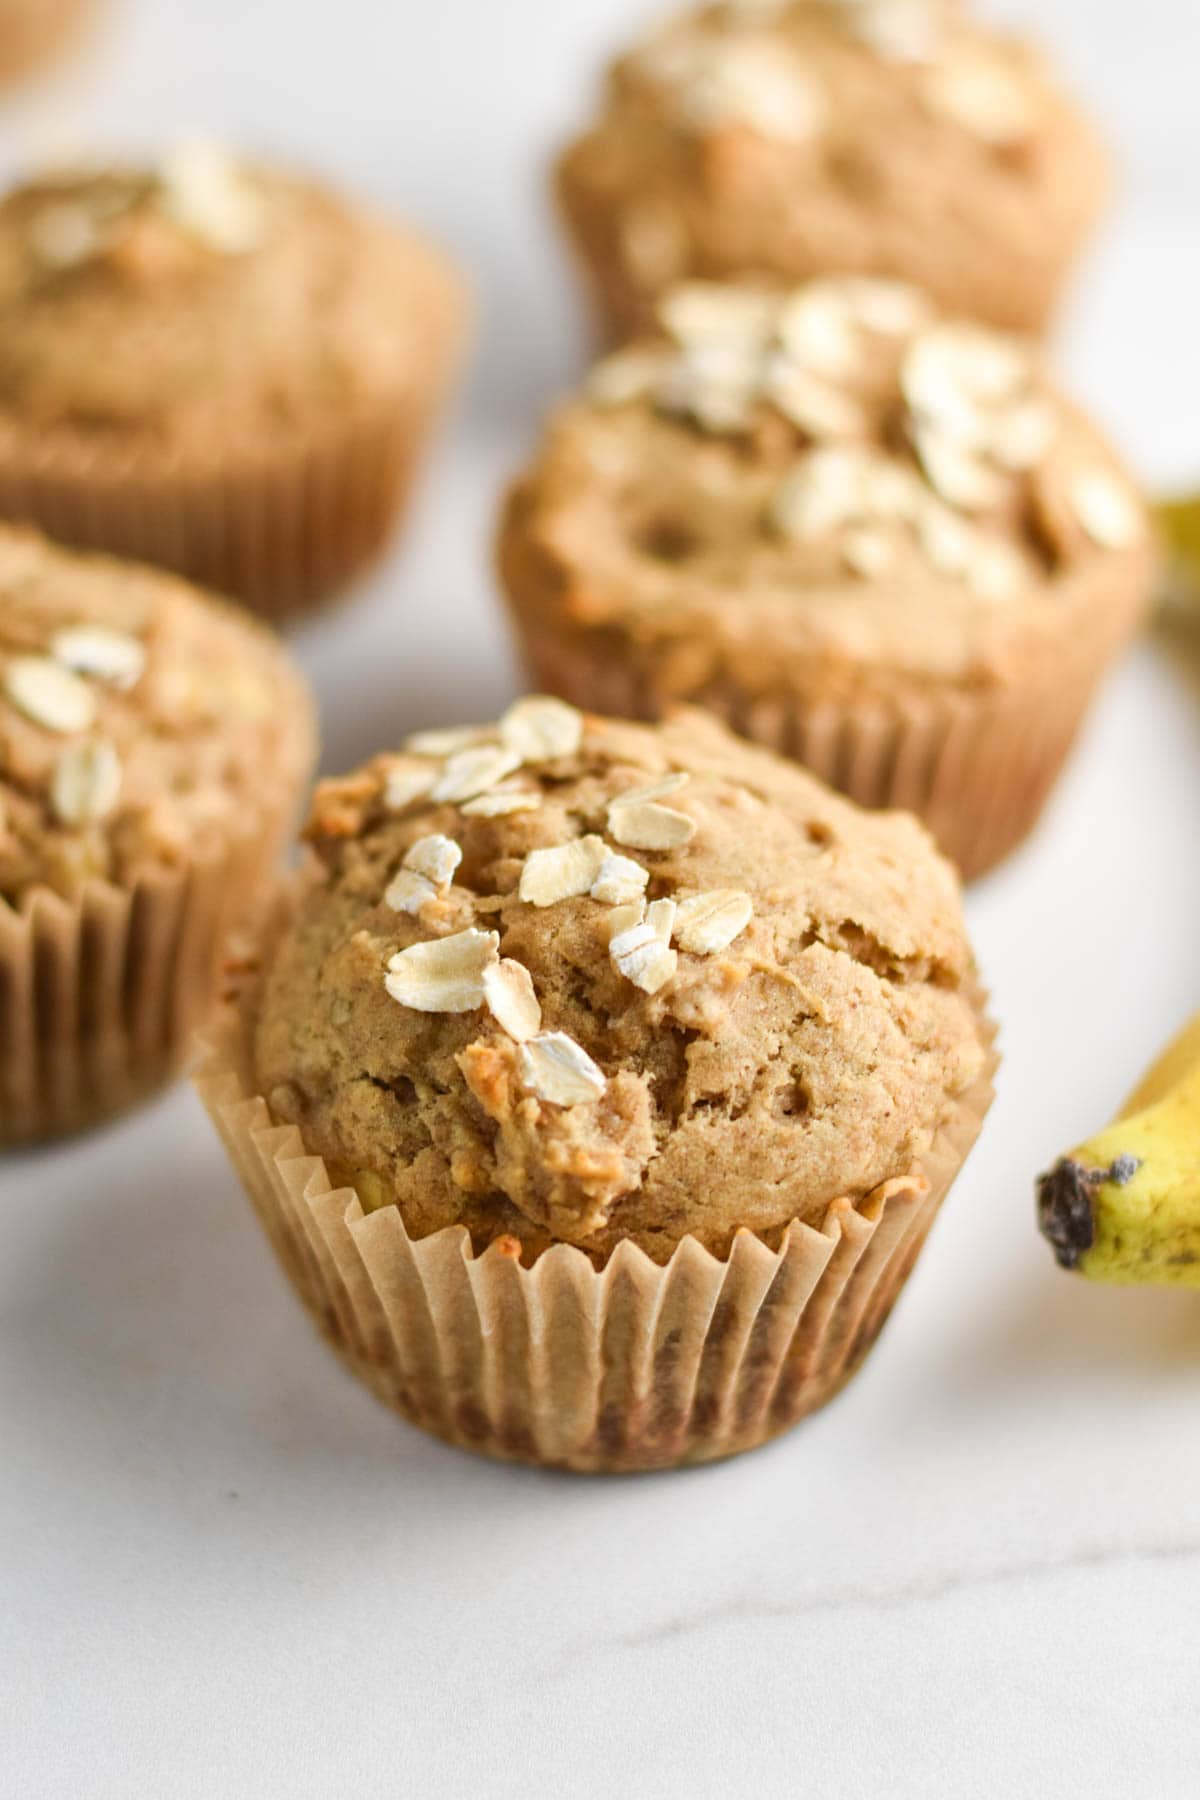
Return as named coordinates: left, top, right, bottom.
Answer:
left=2, top=2, right=1200, bottom=1795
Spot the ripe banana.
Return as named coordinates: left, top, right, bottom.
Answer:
left=1158, top=494, right=1200, bottom=621
left=1037, top=1012, right=1200, bottom=1285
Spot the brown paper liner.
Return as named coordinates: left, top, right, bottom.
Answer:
left=511, top=618, right=1130, bottom=883
left=194, top=989, right=996, bottom=1474
left=0, top=369, right=461, bottom=626
left=0, top=718, right=314, bottom=1146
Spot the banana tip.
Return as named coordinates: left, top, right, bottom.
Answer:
left=1036, top=1155, right=1141, bottom=1271
left=1037, top=1159, right=1097, bottom=1269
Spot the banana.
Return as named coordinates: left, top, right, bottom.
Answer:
left=1158, top=493, right=1200, bottom=622
left=1037, top=1013, right=1200, bottom=1285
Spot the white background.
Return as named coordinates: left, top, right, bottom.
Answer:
left=2, top=2, right=1199, bottom=1795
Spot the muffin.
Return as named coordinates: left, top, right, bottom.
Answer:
left=196, top=701, right=995, bottom=1472
left=0, top=0, right=89, bottom=89
left=556, top=0, right=1108, bottom=343
left=0, top=142, right=470, bottom=620
left=0, top=526, right=315, bottom=1143
left=497, top=278, right=1155, bottom=879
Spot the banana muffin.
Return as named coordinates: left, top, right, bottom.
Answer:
left=0, top=0, right=89, bottom=89
left=198, top=701, right=994, bottom=1470
left=0, top=526, right=315, bottom=1142
left=0, top=143, right=470, bottom=618
left=498, top=278, right=1155, bottom=878
left=556, top=0, right=1108, bottom=342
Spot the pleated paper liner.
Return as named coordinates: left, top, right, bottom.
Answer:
left=194, top=986, right=997, bottom=1474
left=510, top=617, right=1133, bottom=882
left=0, top=360, right=461, bottom=626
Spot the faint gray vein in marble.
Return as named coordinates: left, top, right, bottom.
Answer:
left=548, top=1538, right=1200, bottom=1673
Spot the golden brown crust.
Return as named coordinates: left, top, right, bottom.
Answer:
left=249, top=706, right=986, bottom=1264
left=0, top=526, right=315, bottom=899
left=557, top=0, right=1108, bottom=339
left=497, top=281, right=1154, bottom=707
left=0, top=153, right=467, bottom=459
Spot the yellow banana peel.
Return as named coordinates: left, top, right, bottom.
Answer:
left=1158, top=494, right=1200, bottom=620
left=1037, top=1013, right=1200, bottom=1286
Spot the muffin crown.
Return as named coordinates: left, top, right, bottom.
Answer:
left=0, top=526, right=313, bottom=899
left=510, top=275, right=1150, bottom=690
left=251, top=703, right=986, bottom=1260
left=622, top=1, right=1063, bottom=154
left=0, top=145, right=459, bottom=452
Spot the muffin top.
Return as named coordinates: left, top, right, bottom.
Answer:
left=502, top=278, right=1152, bottom=697
left=612, top=1, right=1083, bottom=153
left=0, top=142, right=465, bottom=455
left=0, top=527, right=314, bottom=901
left=562, top=0, right=1105, bottom=329
left=250, top=701, right=987, bottom=1265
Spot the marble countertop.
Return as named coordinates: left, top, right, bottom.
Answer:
left=3, top=2, right=1199, bottom=1794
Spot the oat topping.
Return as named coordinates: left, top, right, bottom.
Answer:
left=432, top=743, right=524, bottom=804
left=385, top=929, right=500, bottom=1014
left=912, top=423, right=1007, bottom=513
left=51, top=739, right=122, bottom=827
left=607, top=774, right=697, bottom=851
left=519, top=1032, right=608, bottom=1107
left=762, top=356, right=866, bottom=441
left=4, top=656, right=97, bottom=734
left=596, top=281, right=1060, bottom=537
left=587, top=346, right=675, bottom=409
left=520, top=835, right=609, bottom=907
left=605, top=900, right=649, bottom=943
left=590, top=852, right=650, bottom=906
left=384, top=833, right=462, bottom=916
left=721, top=0, right=949, bottom=63
left=405, top=725, right=488, bottom=758
left=383, top=764, right=437, bottom=812
left=639, top=32, right=827, bottom=144
left=461, top=787, right=543, bottom=818
left=673, top=889, right=754, bottom=954
left=610, top=913, right=679, bottom=995
left=500, top=694, right=585, bottom=763
left=1069, top=470, right=1143, bottom=551
left=920, top=48, right=1039, bottom=147
left=777, top=285, right=861, bottom=381
left=842, top=525, right=894, bottom=580
left=846, top=0, right=945, bottom=65
left=770, top=439, right=1026, bottom=602
left=482, top=958, right=542, bottom=1042
left=51, top=624, right=146, bottom=690
left=157, top=138, right=266, bottom=255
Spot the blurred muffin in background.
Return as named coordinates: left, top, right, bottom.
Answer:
left=0, top=143, right=471, bottom=621
left=0, top=0, right=91, bottom=89
left=497, top=277, right=1155, bottom=879
left=555, top=0, right=1108, bottom=343
left=0, top=525, right=315, bottom=1143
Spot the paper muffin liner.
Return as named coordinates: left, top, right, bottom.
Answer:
left=510, top=618, right=1131, bottom=882
left=0, top=725, right=313, bottom=1146
left=0, top=377, right=458, bottom=625
left=194, top=977, right=996, bottom=1474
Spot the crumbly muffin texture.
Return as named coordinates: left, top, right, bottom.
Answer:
left=251, top=702, right=986, bottom=1264
left=558, top=0, right=1107, bottom=337
left=0, top=527, right=313, bottom=899
left=0, top=143, right=462, bottom=453
left=499, top=278, right=1152, bottom=703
